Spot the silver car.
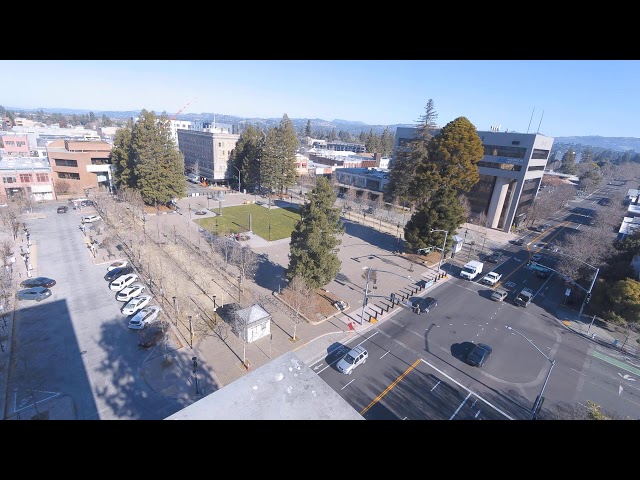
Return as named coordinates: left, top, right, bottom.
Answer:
left=16, top=286, right=52, bottom=302
left=336, top=345, right=368, bottom=375
left=128, top=305, right=162, bottom=330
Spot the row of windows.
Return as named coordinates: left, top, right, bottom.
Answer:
left=3, top=140, right=26, bottom=147
left=57, top=172, right=80, bottom=180
left=531, top=149, right=550, bottom=160
left=527, top=165, right=545, bottom=171
left=483, top=144, right=527, bottom=159
left=55, top=159, right=78, bottom=167
left=2, top=173, right=49, bottom=183
left=478, top=161, right=523, bottom=171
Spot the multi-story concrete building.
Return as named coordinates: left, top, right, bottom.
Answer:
left=177, top=127, right=239, bottom=185
left=0, top=156, right=54, bottom=201
left=1, top=133, right=31, bottom=156
left=334, top=167, right=390, bottom=194
left=46, top=139, right=113, bottom=195
left=393, top=127, right=554, bottom=232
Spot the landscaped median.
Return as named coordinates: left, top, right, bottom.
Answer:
left=195, top=204, right=301, bottom=241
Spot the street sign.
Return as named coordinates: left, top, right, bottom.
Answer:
left=565, top=288, right=571, bottom=297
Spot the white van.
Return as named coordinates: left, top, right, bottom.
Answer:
left=109, top=273, right=138, bottom=291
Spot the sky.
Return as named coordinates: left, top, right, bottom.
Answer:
left=1, top=59, right=639, bottom=138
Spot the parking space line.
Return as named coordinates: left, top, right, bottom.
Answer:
left=431, top=380, right=441, bottom=391
left=341, top=379, right=355, bottom=390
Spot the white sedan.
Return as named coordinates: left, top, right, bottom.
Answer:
left=109, top=273, right=138, bottom=291
left=121, top=294, right=152, bottom=315
left=116, top=283, right=146, bottom=302
left=107, top=260, right=128, bottom=272
left=128, top=305, right=162, bottom=330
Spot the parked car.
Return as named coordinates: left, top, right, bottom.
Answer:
left=487, top=251, right=504, bottom=263
left=105, top=266, right=134, bottom=282
left=491, top=288, right=508, bottom=302
left=116, top=283, right=146, bottom=302
left=537, top=268, right=551, bottom=279
left=80, top=200, right=95, bottom=207
left=513, top=238, right=526, bottom=246
left=81, top=214, right=101, bottom=223
left=336, top=345, right=368, bottom=375
left=16, top=287, right=52, bottom=302
left=57, top=206, right=68, bottom=213
left=334, top=300, right=348, bottom=311
left=128, top=305, right=161, bottom=329
left=531, top=254, right=543, bottom=262
left=109, top=273, right=138, bottom=291
left=467, top=343, right=492, bottom=367
left=121, top=295, right=152, bottom=315
left=107, top=260, right=128, bottom=272
left=535, top=223, right=550, bottom=233
left=20, top=276, right=56, bottom=288
left=194, top=209, right=208, bottom=215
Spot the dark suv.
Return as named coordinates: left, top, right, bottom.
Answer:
left=104, top=265, right=134, bottom=282
left=57, top=206, right=68, bottom=213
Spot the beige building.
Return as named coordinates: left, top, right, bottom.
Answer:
left=177, top=128, right=240, bottom=184
left=46, top=139, right=113, bottom=196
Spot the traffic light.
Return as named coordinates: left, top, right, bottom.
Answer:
left=526, top=260, right=531, bottom=267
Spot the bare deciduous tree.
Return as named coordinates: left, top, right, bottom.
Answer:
left=283, top=275, right=316, bottom=341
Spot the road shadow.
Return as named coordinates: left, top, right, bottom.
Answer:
left=327, top=342, right=350, bottom=365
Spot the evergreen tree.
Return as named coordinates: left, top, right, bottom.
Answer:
left=410, top=116, right=483, bottom=202
left=380, top=127, right=392, bottom=157
left=365, top=129, right=376, bottom=153
left=404, top=187, right=465, bottom=252
left=560, top=149, right=578, bottom=175
left=230, top=124, right=263, bottom=192
left=358, top=131, right=367, bottom=144
left=418, top=98, right=438, bottom=128
left=305, top=120, right=312, bottom=138
left=110, top=118, right=135, bottom=189
left=261, top=114, right=299, bottom=195
left=287, top=177, right=344, bottom=288
left=111, top=110, right=186, bottom=205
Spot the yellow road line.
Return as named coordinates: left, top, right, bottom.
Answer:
left=360, top=358, right=421, bottom=415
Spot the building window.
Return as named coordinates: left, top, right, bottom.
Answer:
left=19, top=174, right=33, bottom=182
left=531, top=149, right=550, bottom=160
left=2, top=176, right=16, bottom=183
left=55, top=159, right=79, bottom=167
left=511, top=141, right=520, bottom=145
left=36, top=173, right=49, bottom=182
left=57, top=172, right=81, bottom=180
left=482, top=144, right=527, bottom=159
left=478, top=161, right=522, bottom=171
left=527, top=165, right=545, bottom=171
left=16, top=141, right=26, bottom=147
left=5, top=141, right=14, bottom=147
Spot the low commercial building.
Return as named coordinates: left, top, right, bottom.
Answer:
left=0, top=156, right=54, bottom=201
left=46, top=139, right=113, bottom=195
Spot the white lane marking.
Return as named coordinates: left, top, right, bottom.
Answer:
left=475, top=410, right=481, bottom=418
left=431, top=380, right=441, bottom=392
left=620, top=384, right=624, bottom=395
left=450, top=392, right=472, bottom=420
left=403, top=416, right=408, bottom=420
left=341, top=379, right=355, bottom=390
left=380, top=350, right=390, bottom=359
left=421, top=358, right=514, bottom=420
left=316, top=331, right=379, bottom=374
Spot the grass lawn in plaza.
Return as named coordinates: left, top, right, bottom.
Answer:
left=195, top=204, right=301, bottom=241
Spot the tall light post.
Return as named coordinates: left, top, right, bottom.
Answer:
left=430, top=228, right=449, bottom=272
left=233, top=166, right=241, bottom=193
left=360, top=266, right=411, bottom=325
left=505, top=326, right=555, bottom=419
left=551, top=250, right=599, bottom=315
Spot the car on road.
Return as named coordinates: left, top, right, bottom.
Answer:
left=491, top=288, right=508, bottom=302
left=107, top=260, right=128, bottom=272
left=487, top=251, right=504, bottom=263
left=531, top=253, right=543, bottom=262
left=109, top=273, right=138, bottom=291
left=57, top=206, right=68, bottom=213
left=121, top=294, right=152, bottom=315
left=105, top=265, right=134, bottom=282
left=513, top=238, right=526, bottom=246
left=467, top=343, right=492, bottom=367
left=16, top=287, right=52, bottom=302
left=482, top=271, right=502, bottom=286
left=20, top=276, right=56, bottom=288
left=116, top=283, right=146, bottom=302
left=537, top=268, right=551, bottom=279
left=413, top=297, right=438, bottom=313
left=535, top=223, right=550, bottom=233
left=194, top=209, right=208, bottom=215
left=81, top=214, right=101, bottom=223
left=128, top=305, right=161, bottom=329
left=337, top=345, right=368, bottom=375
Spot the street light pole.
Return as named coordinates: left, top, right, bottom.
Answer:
left=505, top=326, right=555, bottom=419
left=359, top=267, right=371, bottom=325
left=430, top=229, right=449, bottom=272
left=234, top=166, right=241, bottom=193
left=579, top=267, right=599, bottom=315
left=192, top=356, right=199, bottom=395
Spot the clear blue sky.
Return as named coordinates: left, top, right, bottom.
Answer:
left=1, top=60, right=638, bottom=138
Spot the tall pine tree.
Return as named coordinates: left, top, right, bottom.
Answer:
left=261, top=114, right=299, bottom=195
left=287, top=177, right=344, bottom=288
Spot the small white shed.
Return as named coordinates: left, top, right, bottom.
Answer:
left=235, top=304, right=271, bottom=343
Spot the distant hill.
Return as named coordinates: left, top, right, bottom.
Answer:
left=553, top=136, right=640, bottom=153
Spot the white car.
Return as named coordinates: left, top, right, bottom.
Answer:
left=121, top=294, right=152, bottom=315
left=128, top=305, right=162, bottom=330
left=81, top=214, right=101, bottom=223
left=116, top=283, right=146, bottom=302
left=109, top=273, right=138, bottom=291
left=107, top=260, right=128, bottom=272
left=482, top=271, right=502, bottom=286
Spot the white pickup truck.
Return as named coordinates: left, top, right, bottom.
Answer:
left=482, top=271, right=502, bottom=286
left=460, top=260, right=484, bottom=280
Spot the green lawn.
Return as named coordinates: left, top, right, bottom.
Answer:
left=195, top=204, right=301, bottom=241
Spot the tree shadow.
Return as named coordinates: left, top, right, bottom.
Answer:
left=253, top=254, right=287, bottom=291
left=342, top=219, right=401, bottom=252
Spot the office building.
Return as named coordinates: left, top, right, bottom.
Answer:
left=46, top=139, right=113, bottom=195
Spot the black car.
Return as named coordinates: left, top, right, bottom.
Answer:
left=487, top=251, right=503, bottom=263
left=412, top=297, right=438, bottom=314
left=467, top=343, right=492, bottom=367
left=104, top=265, right=134, bottom=282
left=57, top=206, right=68, bottom=213
left=537, top=268, right=551, bottom=279
left=20, top=276, right=56, bottom=288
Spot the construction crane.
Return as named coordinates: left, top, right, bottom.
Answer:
left=162, top=97, right=196, bottom=128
